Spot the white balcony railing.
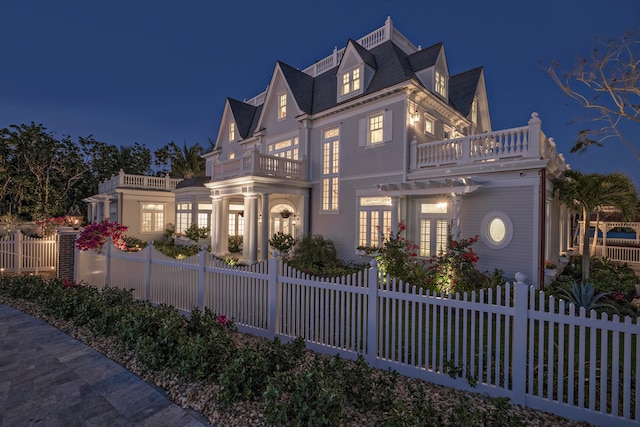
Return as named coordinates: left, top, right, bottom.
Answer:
left=410, top=113, right=565, bottom=172
left=98, top=169, right=182, bottom=193
left=212, top=149, right=305, bottom=181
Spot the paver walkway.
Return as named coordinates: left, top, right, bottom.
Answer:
left=0, top=304, right=212, bottom=427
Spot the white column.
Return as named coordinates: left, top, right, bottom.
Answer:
left=391, top=196, right=399, bottom=235
left=450, top=193, right=463, bottom=240
left=103, top=198, right=111, bottom=222
left=210, top=196, right=224, bottom=256
left=243, top=193, right=258, bottom=263
left=261, top=194, right=270, bottom=259
left=221, top=198, right=229, bottom=254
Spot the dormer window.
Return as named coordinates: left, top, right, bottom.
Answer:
left=278, top=93, right=287, bottom=119
left=341, top=68, right=360, bottom=95
left=435, top=70, right=446, bottom=98
left=229, top=122, right=235, bottom=141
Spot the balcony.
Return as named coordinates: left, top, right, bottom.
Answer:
left=212, top=149, right=305, bottom=182
left=409, top=113, right=566, bottom=176
left=98, top=169, right=183, bottom=193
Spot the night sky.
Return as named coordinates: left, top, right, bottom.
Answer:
left=2, top=0, right=639, bottom=184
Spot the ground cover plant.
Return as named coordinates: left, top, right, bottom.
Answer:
left=0, top=274, right=591, bottom=426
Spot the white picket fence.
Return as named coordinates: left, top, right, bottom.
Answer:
left=0, top=231, right=58, bottom=274
left=75, top=243, right=640, bottom=426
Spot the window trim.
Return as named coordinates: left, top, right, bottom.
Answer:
left=229, top=122, right=235, bottom=141
left=278, top=93, right=287, bottom=120
left=481, top=211, right=513, bottom=249
left=321, top=127, right=340, bottom=212
left=140, top=203, right=166, bottom=233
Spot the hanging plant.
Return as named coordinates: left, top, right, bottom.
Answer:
left=280, top=209, right=292, bottom=218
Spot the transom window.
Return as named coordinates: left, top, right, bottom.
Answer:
left=369, top=114, right=384, bottom=144
left=435, top=70, right=446, bottom=97
left=268, top=137, right=299, bottom=160
left=322, top=127, right=339, bottom=211
left=358, top=197, right=391, bottom=249
left=341, top=68, right=360, bottom=95
left=278, top=93, right=287, bottom=119
left=141, top=203, right=165, bottom=233
left=229, top=122, right=235, bottom=141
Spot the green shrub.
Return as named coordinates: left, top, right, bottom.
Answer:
left=185, top=223, right=209, bottom=242
left=228, top=235, right=242, bottom=253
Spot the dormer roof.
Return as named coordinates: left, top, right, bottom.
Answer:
left=277, top=61, right=314, bottom=114
left=227, top=98, right=258, bottom=139
left=449, top=67, right=483, bottom=117
left=344, top=38, right=378, bottom=69
left=408, top=42, right=443, bottom=71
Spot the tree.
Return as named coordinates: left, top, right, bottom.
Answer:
left=548, top=30, right=640, bottom=161
left=553, top=170, right=638, bottom=282
left=154, top=141, right=207, bottom=179
left=0, top=123, right=85, bottom=219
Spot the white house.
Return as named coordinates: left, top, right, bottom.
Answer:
left=83, top=169, right=181, bottom=242
left=202, top=17, right=571, bottom=286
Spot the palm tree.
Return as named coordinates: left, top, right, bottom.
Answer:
left=553, top=170, right=638, bottom=282
left=167, top=141, right=206, bottom=179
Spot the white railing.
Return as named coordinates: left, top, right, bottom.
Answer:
left=212, top=149, right=305, bottom=181
left=0, top=231, right=58, bottom=274
left=75, top=243, right=640, bottom=426
left=410, top=113, right=566, bottom=172
left=98, top=169, right=183, bottom=193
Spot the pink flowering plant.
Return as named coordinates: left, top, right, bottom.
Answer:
left=75, top=219, right=129, bottom=251
left=375, top=221, right=421, bottom=284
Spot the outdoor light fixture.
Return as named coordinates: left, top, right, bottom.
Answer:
left=66, top=206, right=83, bottom=230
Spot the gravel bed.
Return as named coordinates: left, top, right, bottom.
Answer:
left=1, top=295, right=594, bottom=427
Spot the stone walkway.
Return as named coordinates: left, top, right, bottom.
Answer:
left=0, top=304, right=212, bottom=427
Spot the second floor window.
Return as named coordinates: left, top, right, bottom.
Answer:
left=268, top=137, right=299, bottom=160
left=369, top=113, right=384, bottom=144
left=435, top=70, right=446, bottom=98
left=471, top=98, right=478, bottom=124
left=278, top=93, right=287, bottom=119
left=424, top=117, right=434, bottom=134
left=229, top=122, right=235, bottom=141
left=322, top=127, right=339, bottom=211
left=341, top=68, right=360, bottom=95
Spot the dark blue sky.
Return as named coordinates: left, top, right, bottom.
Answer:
left=2, top=0, right=639, bottom=184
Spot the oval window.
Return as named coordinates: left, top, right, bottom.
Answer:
left=481, top=212, right=513, bottom=249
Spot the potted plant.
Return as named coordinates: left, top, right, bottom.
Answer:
left=544, top=260, right=557, bottom=276
left=269, top=232, right=295, bottom=255
left=559, top=252, right=568, bottom=263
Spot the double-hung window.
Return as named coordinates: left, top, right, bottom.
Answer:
left=229, top=122, right=235, bottom=141
left=358, top=197, right=392, bottom=249
left=471, top=98, right=478, bottom=124
left=418, top=202, right=448, bottom=257
left=341, top=68, right=360, bottom=95
left=369, top=113, right=384, bottom=144
left=197, top=203, right=212, bottom=229
left=141, top=203, right=165, bottom=233
left=322, top=127, right=340, bottom=211
left=175, top=203, right=192, bottom=234
left=278, top=93, right=287, bottom=119
left=435, top=70, right=446, bottom=98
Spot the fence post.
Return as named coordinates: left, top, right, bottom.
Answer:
left=145, top=242, right=152, bottom=301
left=365, top=260, right=379, bottom=366
left=267, top=255, right=278, bottom=340
left=104, top=237, right=112, bottom=287
left=197, top=245, right=206, bottom=310
left=511, top=272, right=529, bottom=406
left=57, top=228, right=80, bottom=282
left=16, top=230, right=22, bottom=273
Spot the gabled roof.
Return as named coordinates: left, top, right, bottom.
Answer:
left=277, top=61, right=314, bottom=114
left=449, top=67, right=483, bottom=117
left=228, top=98, right=258, bottom=139
left=223, top=37, right=482, bottom=137
left=408, top=42, right=443, bottom=71
left=346, top=38, right=378, bottom=69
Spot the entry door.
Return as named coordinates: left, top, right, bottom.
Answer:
left=271, top=216, right=294, bottom=237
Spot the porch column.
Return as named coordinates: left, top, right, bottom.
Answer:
left=221, top=198, right=229, bottom=254
left=243, top=193, right=259, bottom=263
left=302, top=194, right=310, bottom=235
left=260, top=193, right=270, bottom=259
left=210, top=196, right=224, bottom=256
left=103, top=198, right=111, bottom=222
left=450, top=193, right=463, bottom=240
left=391, top=196, right=399, bottom=235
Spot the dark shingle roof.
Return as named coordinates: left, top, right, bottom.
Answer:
left=226, top=38, right=482, bottom=136
left=175, top=176, right=209, bottom=189
left=228, top=98, right=258, bottom=139
left=278, top=61, right=315, bottom=114
left=449, top=67, right=483, bottom=117
left=408, top=42, right=443, bottom=71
